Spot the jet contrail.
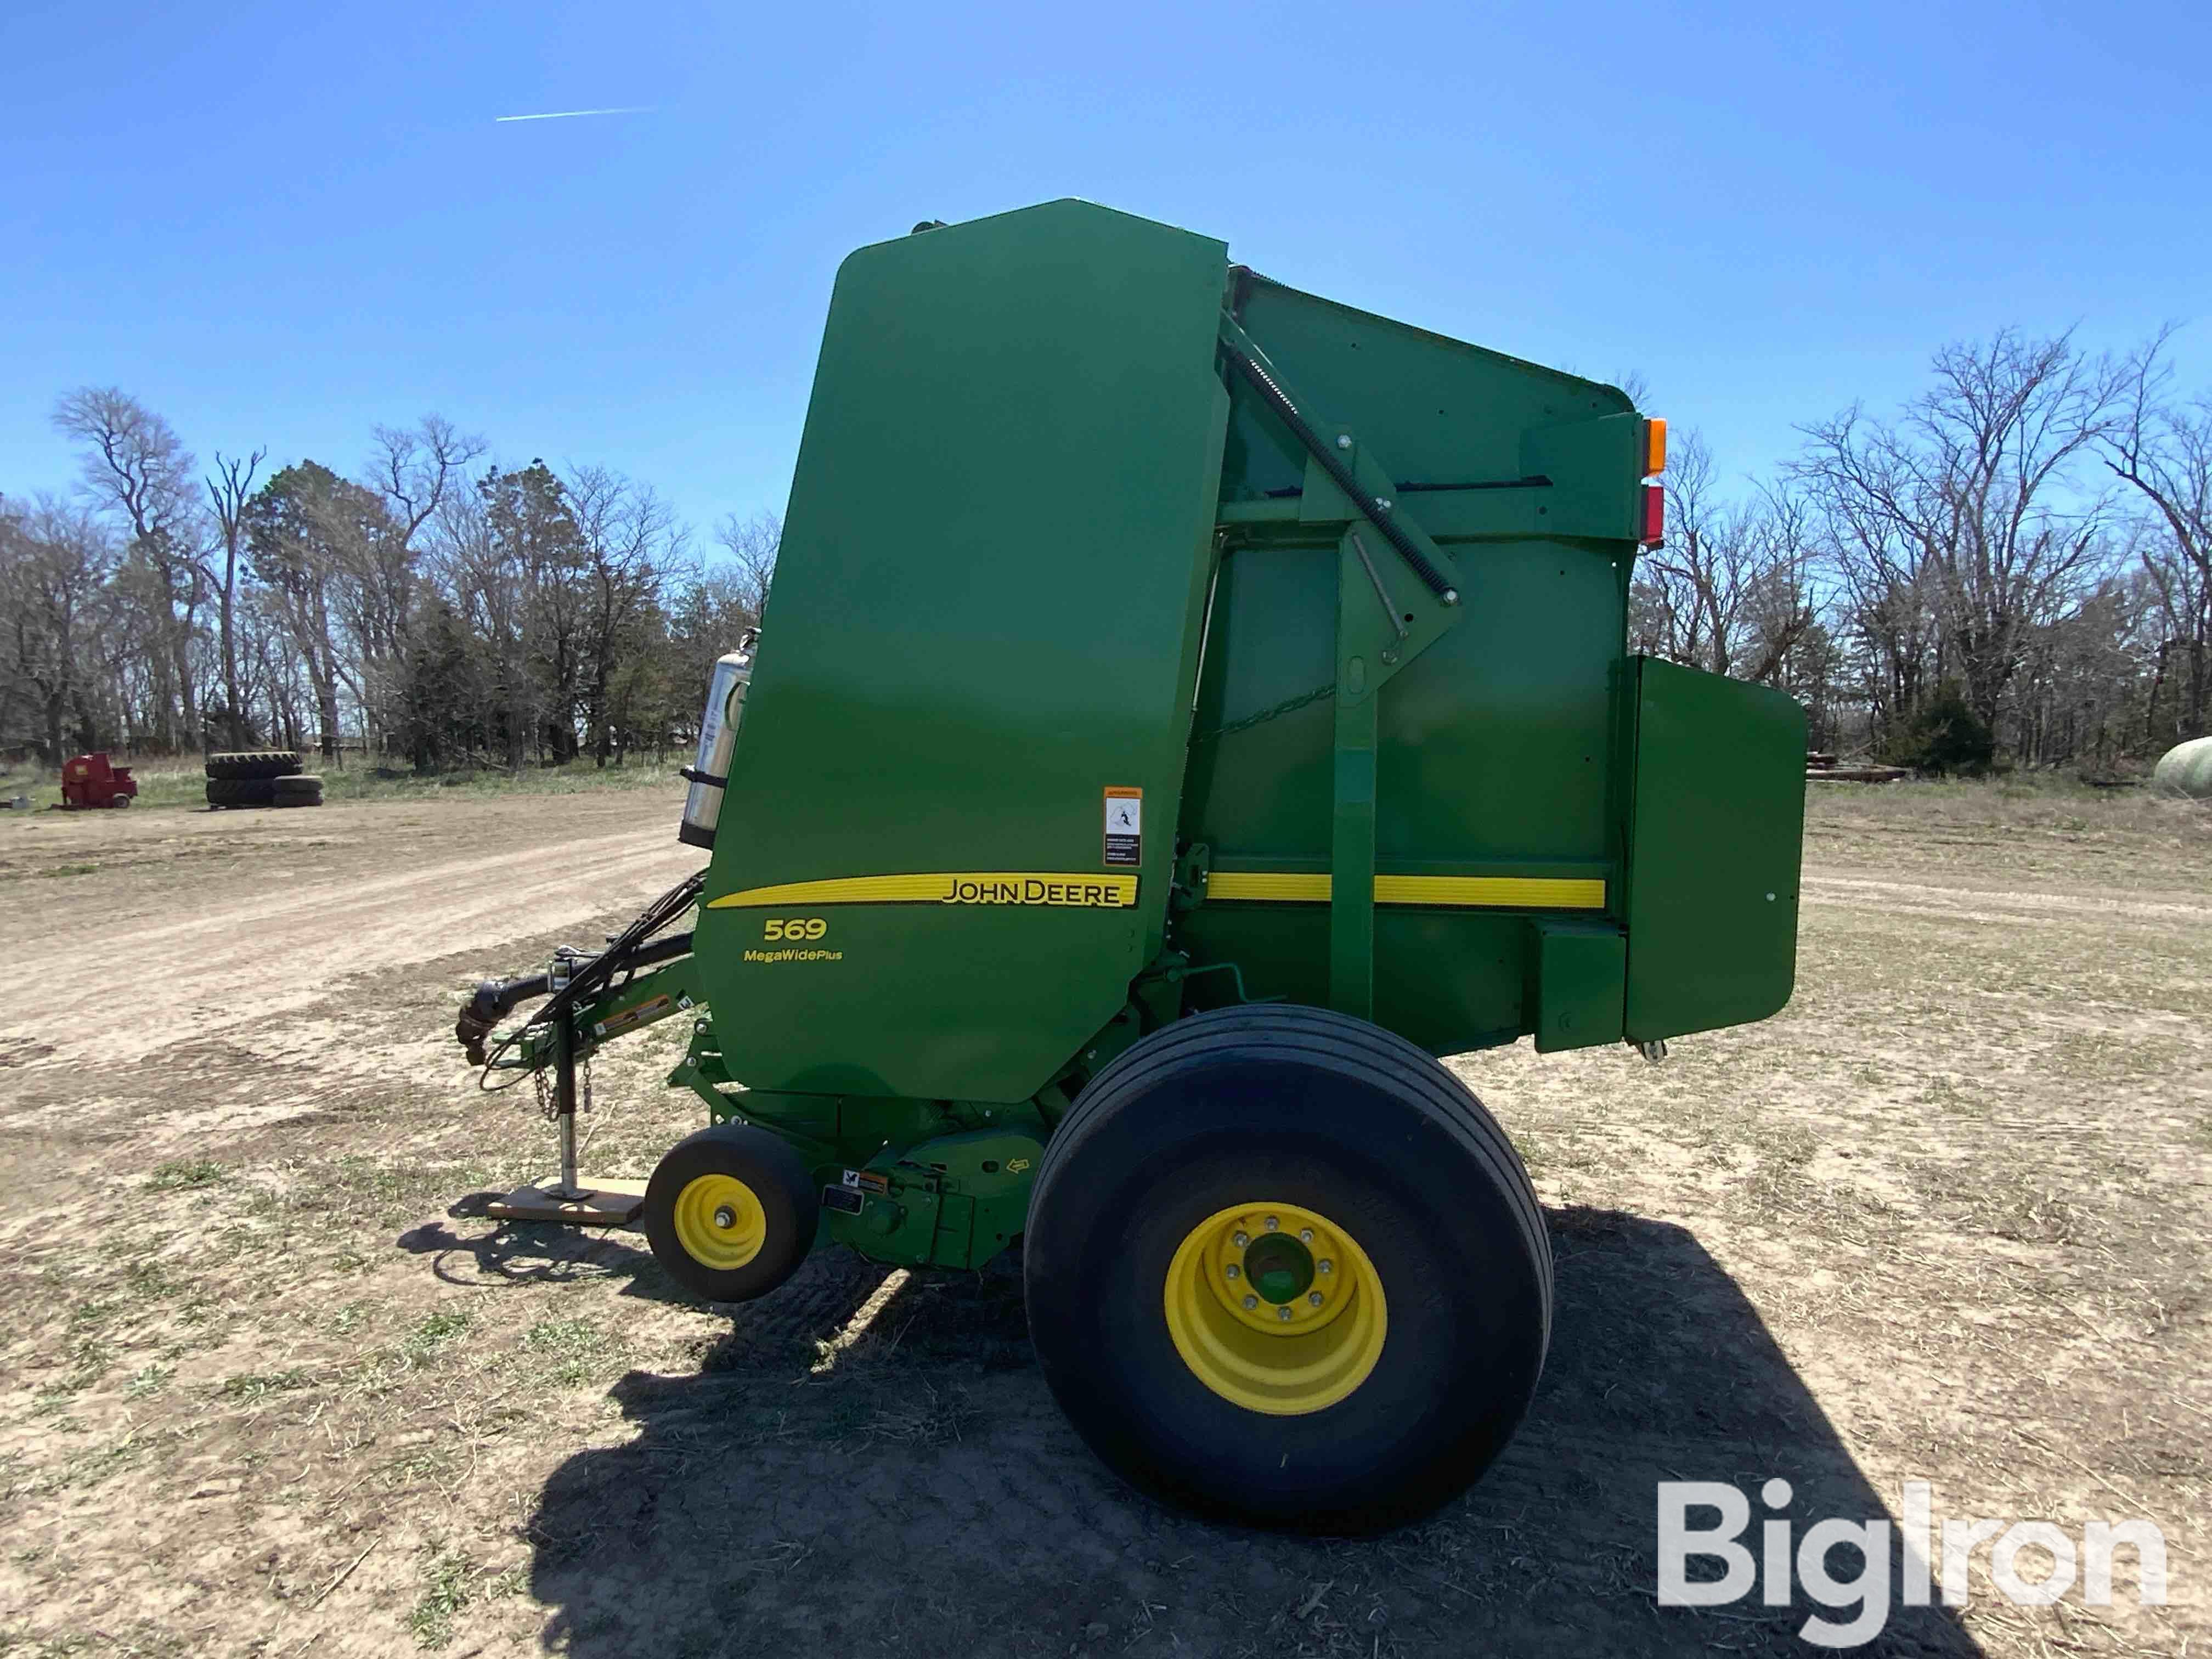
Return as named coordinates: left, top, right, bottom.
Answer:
left=494, top=106, right=652, bottom=123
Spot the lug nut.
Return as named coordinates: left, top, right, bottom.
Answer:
left=1264, top=1216, right=1279, bottom=1231
left=713, top=1206, right=736, bottom=1229
left=1242, top=1294, right=1259, bottom=1311
left=1232, top=1231, right=1248, bottom=1248
left=1299, top=1228, right=1313, bottom=1243
left=1277, top=1306, right=1293, bottom=1322
left=1336, top=434, right=1353, bottom=450
left=1308, top=1291, right=1324, bottom=1306
left=1224, top=1263, right=1240, bottom=1279
left=1318, top=1259, right=1334, bottom=1274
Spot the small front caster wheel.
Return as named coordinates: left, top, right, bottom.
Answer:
left=643, top=1124, right=819, bottom=1303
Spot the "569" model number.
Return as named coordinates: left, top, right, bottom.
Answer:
left=763, top=917, right=828, bottom=941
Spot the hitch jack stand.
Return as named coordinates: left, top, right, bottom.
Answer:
left=484, top=1014, right=650, bottom=1227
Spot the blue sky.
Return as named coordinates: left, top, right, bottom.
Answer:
left=4, top=0, right=2206, bottom=543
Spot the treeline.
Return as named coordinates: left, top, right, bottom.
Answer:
left=4, top=325, right=2208, bottom=774
left=1, top=395, right=777, bottom=770
left=1629, top=327, right=2209, bottom=771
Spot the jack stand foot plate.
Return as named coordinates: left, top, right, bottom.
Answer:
left=485, top=1177, right=647, bottom=1227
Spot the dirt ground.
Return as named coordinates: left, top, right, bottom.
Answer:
left=1, top=783, right=2205, bottom=1657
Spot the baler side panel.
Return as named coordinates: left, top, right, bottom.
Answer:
left=1622, top=657, right=1807, bottom=1041
left=1177, top=539, right=1626, bottom=1053
left=697, top=200, right=1231, bottom=1102
left=1183, top=276, right=1638, bottom=1056
left=1218, top=274, right=1634, bottom=507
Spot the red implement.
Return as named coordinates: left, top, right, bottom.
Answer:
left=58, top=753, right=137, bottom=810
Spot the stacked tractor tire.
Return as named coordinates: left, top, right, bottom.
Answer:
left=205, top=751, right=323, bottom=809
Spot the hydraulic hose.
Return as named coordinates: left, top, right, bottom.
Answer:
left=455, top=870, right=704, bottom=1065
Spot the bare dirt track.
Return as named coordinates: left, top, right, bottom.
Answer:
left=0, top=800, right=701, bottom=1070
left=1, top=784, right=2205, bottom=1658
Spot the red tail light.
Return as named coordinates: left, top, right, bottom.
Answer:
left=1641, top=483, right=1665, bottom=547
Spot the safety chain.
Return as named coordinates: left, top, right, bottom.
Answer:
left=1189, top=681, right=1336, bottom=746
left=530, top=1042, right=594, bottom=1123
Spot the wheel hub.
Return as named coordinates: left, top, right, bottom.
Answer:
left=672, top=1173, right=767, bottom=1270
left=1241, top=1230, right=1314, bottom=1304
left=1163, top=1201, right=1387, bottom=1415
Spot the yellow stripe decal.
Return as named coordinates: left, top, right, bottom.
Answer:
left=708, top=872, right=1138, bottom=910
left=1205, top=871, right=1332, bottom=903
left=1205, top=872, right=1606, bottom=910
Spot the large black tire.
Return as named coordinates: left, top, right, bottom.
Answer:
left=272, top=774, right=323, bottom=807
left=206, top=777, right=278, bottom=809
left=1025, top=1005, right=1552, bottom=1534
left=643, top=1124, right=820, bottom=1304
left=205, top=751, right=301, bottom=781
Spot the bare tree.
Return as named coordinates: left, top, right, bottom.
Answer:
left=0, top=496, right=117, bottom=761
left=243, top=583, right=315, bottom=750
left=431, top=460, right=590, bottom=767
left=368, top=415, right=486, bottom=551
left=2010, top=568, right=2157, bottom=768
left=52, top=388, right=204, bottom=749
left=356, top=416, right=486, bottom=746
left=2105, top=325, right=2211, bottom=743
left=1633, top=430, right=1815, bottom=683
left=569, top=466, right=684, bottom=764
left=1794, top=331, right=2118, bottom=751
left=421, top=483, right=515, bottom=766
left=1790, top=406, right=1939, bottom=746
left=204, top=447, right=267, bottom=748
left=713, top=510, right=781, bottom=617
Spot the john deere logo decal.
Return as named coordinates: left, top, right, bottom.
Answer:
left=708, top=872, right=1138, bottom=911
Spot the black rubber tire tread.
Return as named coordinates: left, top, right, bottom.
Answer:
left=642, top=1124, right=820, bottom=1305
left=1040, top=1006, right=1550, bottom=1290
left=205, top=751, right=302, bottom=781
left=272, top=775, right=324, bottom=806
left=1026, top=1003, right=1552, bottom=1534
left=205, top=778, right=278, bottom=808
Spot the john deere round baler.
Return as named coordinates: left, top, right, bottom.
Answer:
left=456, top=199, right=1806, bottom=1532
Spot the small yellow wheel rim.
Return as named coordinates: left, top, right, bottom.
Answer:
left=670, top=1173, right=767, bottom=1271
left=1163, top=1201, right=1387, bottom=1416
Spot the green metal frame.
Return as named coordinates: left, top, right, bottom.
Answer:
left=500, top=956, right=707, bottom=1071
left=1214, top=313, right=1468, bottom=1018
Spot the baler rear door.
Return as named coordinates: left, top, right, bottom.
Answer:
left=1622, top=657, right=1807, bottom=1043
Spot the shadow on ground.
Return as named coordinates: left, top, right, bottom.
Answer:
left=398, top=1198, right=678, bottom=1297
left=522, top=1210, right=1982, bottom=1657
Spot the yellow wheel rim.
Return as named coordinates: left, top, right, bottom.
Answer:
left=1163, top=1201, right=1387, bottom=1416
left=670, top=1173, right=768, bottom=1271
